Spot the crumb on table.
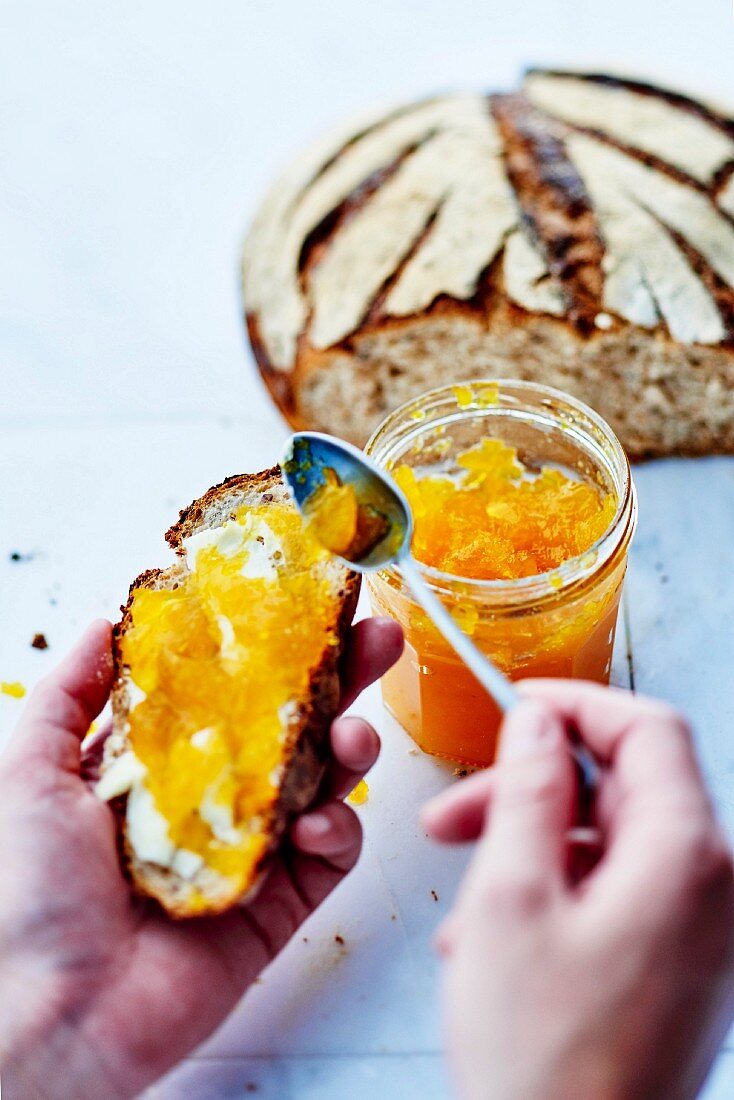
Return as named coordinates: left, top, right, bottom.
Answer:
left=31, top=632, right=49, bottom=650
left=431, top=889, right=439, bottom=902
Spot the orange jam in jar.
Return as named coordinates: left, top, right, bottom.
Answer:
left=366, top=381, right=637, bottom=766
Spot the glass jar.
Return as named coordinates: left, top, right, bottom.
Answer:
left=366, top=380, right=637, bottom=767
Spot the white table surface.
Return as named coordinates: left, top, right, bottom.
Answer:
left=2, top=2, right=734, bottom=1097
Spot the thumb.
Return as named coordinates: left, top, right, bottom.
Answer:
left=473, top=699, right=575, bottom=891
left=10, top=620, right=114, bottom=774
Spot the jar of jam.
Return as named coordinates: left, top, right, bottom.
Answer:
left=365, top=380, right=637, bottom=767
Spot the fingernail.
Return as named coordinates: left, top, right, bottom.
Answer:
left=304, top=810, right=331, bottom=838
left=499, top=701, right=562, bottom=762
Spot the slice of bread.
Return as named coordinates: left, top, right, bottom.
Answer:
left=97, top=468, right=359, bottom=918
left=242, top=70, right=734, bottom=458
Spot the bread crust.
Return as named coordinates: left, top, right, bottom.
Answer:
left=105, top=468, right=360, bottom=918
left=242, top=70, right=734, bottom=457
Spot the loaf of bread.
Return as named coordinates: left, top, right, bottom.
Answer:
left=97, top=469, right=359, bottom=917
left=242, top=71, right=734, bottom=457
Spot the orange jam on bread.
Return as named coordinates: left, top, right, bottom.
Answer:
left=118, top=503, right=342, bottom=895
left=367, top=385, right=635, bottom=769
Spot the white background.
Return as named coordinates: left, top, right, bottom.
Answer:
left=2, top=2, right=734, bottom=1097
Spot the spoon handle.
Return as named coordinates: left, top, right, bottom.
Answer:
left=398, top=555, right=520, bottom=714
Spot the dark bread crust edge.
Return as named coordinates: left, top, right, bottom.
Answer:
left=165, top=466, right=283, bottom=549
left=109, top=467, right=360, bottom=918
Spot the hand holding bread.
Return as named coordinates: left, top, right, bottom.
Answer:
left=423, top=683, right=734, bottom=1100
left=0, top=616, right=401, bottom=1099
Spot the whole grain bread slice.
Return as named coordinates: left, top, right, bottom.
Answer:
left=100, top=467, right=360, bottom=918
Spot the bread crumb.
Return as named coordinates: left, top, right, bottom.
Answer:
left=335, top=934, right=345, bottom=945
left=431, top=889, right=439, bottom=902
left=31, top=633, right=49, bottom=650
left=453, top=767, right=469, bottom=778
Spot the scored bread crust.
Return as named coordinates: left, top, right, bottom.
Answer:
left=242, top=70, right=734, bottom=458
left=104, top=467, right=360, bottom=918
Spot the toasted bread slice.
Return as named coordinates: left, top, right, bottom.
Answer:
left=97, top=468, right=359, bottom=918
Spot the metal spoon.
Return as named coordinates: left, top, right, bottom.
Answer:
left=281, top=431, right=520, bottom=715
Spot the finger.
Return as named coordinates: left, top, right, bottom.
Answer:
left=244, top=804, right=363, bottom=939
left=590, top=710, right=716, bottom=903
left=422, top=770, right=495, bottom=843
left=519, top=679, right=689, bottom=763
left=291, top=799, right=364, bottom=868
left=10, top=620, right=114, bottom=773
left=80, top=720, right=113, bottom=783
left=520, top=682, right=720, bottom=905
left=422, top=767, right=609, bottom=850
left=468, top=700, right=575, bottom=897
left=322, top=716, right=380, bottom=800
left=339, top=617, right=403, bottom=712
left=520, top=679, right=712, bottom=824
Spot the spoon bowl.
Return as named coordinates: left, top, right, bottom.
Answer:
left=281, top=431, right=412, bottom=572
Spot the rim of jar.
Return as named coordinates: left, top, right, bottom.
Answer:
left=365, top=379, right=637, bottom=610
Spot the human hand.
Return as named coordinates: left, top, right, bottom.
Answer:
left=0, top=616, right=402, bottom=1100
left=423, top=681, right=734, bottom=1100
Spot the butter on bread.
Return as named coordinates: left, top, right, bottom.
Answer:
left=243, top=70, right=734, bottom=458
left=98, top=468, right=359, bottom=917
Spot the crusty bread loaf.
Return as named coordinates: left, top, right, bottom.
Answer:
left=98, top=468, right=359, bottom=917
left=242, top=70, right=734, bottom=458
